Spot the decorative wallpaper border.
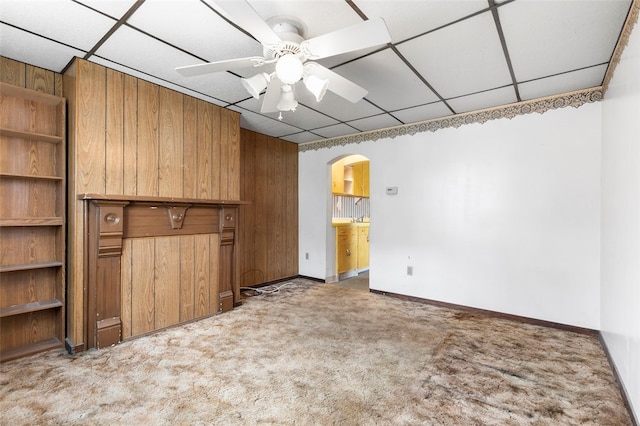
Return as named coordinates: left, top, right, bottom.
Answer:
left=602, top=0, right=639, bottom=93
left=299, top=0, right=638, bottom=153
left=299, top=87, right=603, bottom=152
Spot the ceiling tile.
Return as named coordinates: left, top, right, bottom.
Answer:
left=397, top=10, right=512, bottom=99
left=0, top=0, right=116, bottom=51
left=519, top=64, right=609, bottom=101
left=93, top=25, right=249, bottom=104
left=245, top=0, right=362, bottom=40
left=127, top=0, right=262, bottom=64
left=347, top=113, right=403, bottom=133
left=499, top=0, right=632, bottom=81
left=228, top=106, right=302, bottom=138
left=295, top=89, right=384, bottom=122
left=236, top=96, right=338, bottom=130
left=333, top=49, right=440, bottom=111
left=75, top=0, right=139, bottom=19
left=281, top=132, right=324, bottom=144
left=354, top=0, right=488, bottom=43
left=392, top=102, right=453, bottom=125
left=0, top=24, right=85, bottom=72
left=446, top=86, right=518, bottom=114
left=313, top=123, right=362, bottom=139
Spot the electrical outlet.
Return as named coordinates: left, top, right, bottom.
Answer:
left=305, top=252, right=309, bottom=260
left=407, top=266, right=413, bottom=276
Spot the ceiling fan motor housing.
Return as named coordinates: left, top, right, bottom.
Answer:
left=263, top=19, right=305, bottom=60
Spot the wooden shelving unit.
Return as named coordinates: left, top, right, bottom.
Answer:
left=0, top=82, right=66, bottom=362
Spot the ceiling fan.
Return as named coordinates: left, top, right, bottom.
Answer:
left=175, top=0, right=391, bottom=118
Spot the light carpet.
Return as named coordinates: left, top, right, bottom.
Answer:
left=0, top=279, right=632, bottom=425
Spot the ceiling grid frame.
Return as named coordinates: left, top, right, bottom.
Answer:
left=0, top=0, right=635, bottom=143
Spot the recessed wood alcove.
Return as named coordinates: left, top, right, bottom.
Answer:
left=81, top=194, right=247, bottom=349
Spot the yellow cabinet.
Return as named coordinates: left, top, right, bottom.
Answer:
left=331, top=159, right=345, bottom=194
left=357, top=225, right=369, bottom=269
left=351, top=163, right=363, bottom=196
left=332, top=159, right=369, bottom=196
left=336, top=225, right=357, bottom=273
left=335, top=224, right=369, bottom=275
left=362, top=162, right=370, bottom=197
left=350, top=162, right=370, bottom=197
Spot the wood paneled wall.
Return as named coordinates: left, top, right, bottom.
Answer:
left=239, top=129, right=298, bottom=287
left=0, top=57, right=63, bottom=95
left=64, top=58, right=241, bottom=349
left=65, top=61, right=240, bottom=199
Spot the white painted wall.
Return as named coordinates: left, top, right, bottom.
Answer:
left=299, top=103, right=602, bottom=329
left=600, top=17, right=640, bottom=419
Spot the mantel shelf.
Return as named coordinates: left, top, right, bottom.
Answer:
left=79, top=193, right=249, bottom=206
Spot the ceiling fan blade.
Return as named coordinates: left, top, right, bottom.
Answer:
left=209, top=0, right=282, bottom=47
left=260, top=76, right=282, bottom=113
left=307, top=63, right=368, bottom=103
left=301, top=17, right=391, bottom=60
left=175, top=56, right=265, bottom=77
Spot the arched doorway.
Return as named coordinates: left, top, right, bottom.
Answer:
left=328, top=154, right=370, bottom=290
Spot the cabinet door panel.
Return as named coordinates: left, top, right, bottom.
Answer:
left=331, top=159, right=345, bottom=194
left=357, top=232, right=369, bottom=269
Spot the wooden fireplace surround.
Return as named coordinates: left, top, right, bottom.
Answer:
left=81, top=194, right=246, bottom=350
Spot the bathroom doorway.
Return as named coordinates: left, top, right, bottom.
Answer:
left=329, top=154, right=370, bottom=290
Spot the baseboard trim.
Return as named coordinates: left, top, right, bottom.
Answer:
left=295, top=274, right=325, bottom=283
left=598, top=333, right=638, bottom=426
left=64, top=338, right=85, bottom=355
left=241, top=275, right=312, bottom=290
left=369, top=289, right=598, bottom=336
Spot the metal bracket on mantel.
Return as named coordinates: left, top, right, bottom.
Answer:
left=165, top=205, right=191, bottom=229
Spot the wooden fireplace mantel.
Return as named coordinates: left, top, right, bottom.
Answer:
left=81, top=194, right=247, bottom=349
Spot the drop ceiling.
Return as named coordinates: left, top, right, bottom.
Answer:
left=0, top=0, right=633, bottom=143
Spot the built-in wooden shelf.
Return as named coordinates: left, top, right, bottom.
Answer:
left=0, top=299, right=63, bottom=318
left=0, top=127, right=63, bottom=144
left=0, top=217, right=64, bottom=227
left=0, top=337, right=63, bottom=363
left=0, top=83, right=66, bottom=362
left=0, top=171, right=64, bottom=181
left=0, top=261, right=63, bottom=273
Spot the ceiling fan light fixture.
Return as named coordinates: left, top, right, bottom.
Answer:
left=241, top=73, right=270, bottom=99
left=303, top=74, right=329, bottom=102
left=275, top=54, right=304, bottom=85
left=277, top=84, right=298, bottom=111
